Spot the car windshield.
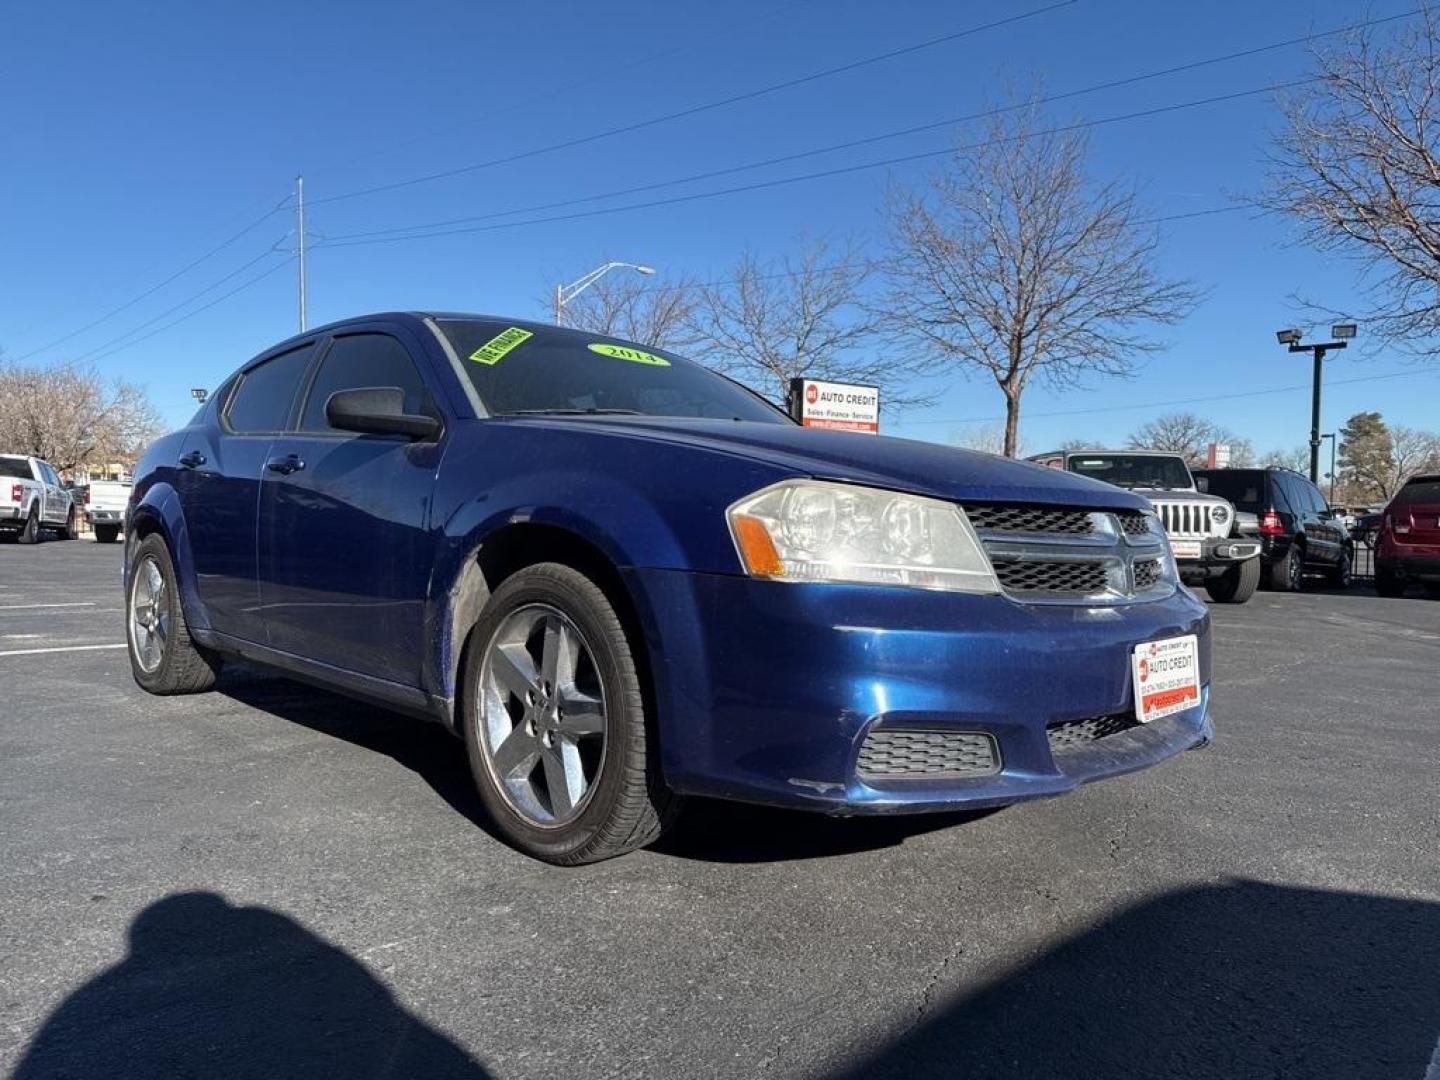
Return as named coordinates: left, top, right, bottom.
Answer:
left=1067, top=454, right=1193, bottom=490
left=435, top=319, right=791, bottom=424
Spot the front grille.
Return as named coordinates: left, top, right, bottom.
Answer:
left=993, top=558, right=1110, bottom=594
left=857, top=729, right=999, bottom=780
left=1119, top=511, right=1153, bottom=536
left=1134, top=558, right=1162, bottom=589
left=1157, top=501, right=1216, bottom=538
left=963, top=504, right=1096, bottom=535
left=1047, top=712, right=1141, bottom=754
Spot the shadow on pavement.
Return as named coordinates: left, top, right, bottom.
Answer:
left=826, top=880, right=1440, bottom=1080
left=653, top=797, right=999, bottom=863
left=11, top=892, right=488, bottom=1079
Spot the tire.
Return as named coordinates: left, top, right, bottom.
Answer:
left=1327, top=547, right=1353, bottom=588
left=460, top=562, right=679, bottom=865
left=1206, top=557, right=1260, bottom=604
left=57, top=508, right=76, bottom=540
left=16, top=506, right=41, bottom=545
left=1266, top=543, right=1303, bottom=592
left=1374, top=566, right=1406, bottom=598
left=126, top=533, right=222, bottom=695
left=94, top=523, right=121, bottom=544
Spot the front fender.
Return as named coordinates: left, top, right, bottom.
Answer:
left=127, top=482, right=210, bottom=633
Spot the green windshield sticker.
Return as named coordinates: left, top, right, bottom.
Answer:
left=587, top=342, right=670, bottom=366
left=469, top=326, right=533, bottom=365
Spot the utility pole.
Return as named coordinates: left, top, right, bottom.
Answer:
left=295, top=175, right=308, bottom=332
left=1273, top=323, right=1357, bottom=484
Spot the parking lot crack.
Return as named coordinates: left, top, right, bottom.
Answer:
left=912, top=939, right=966, bottom=1028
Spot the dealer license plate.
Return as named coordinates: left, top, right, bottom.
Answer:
left=1169, top=539, right=1202, bottom=560
left=1131, top=635, right=1200, bottom=724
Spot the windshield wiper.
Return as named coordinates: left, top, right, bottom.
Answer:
left=500, top=408, right=644, bottom=416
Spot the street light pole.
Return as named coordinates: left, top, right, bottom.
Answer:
left=1274, top=323, right=1357, bottom=484
left=1321, top=432, right=1337, bottom=503
left=553, top=261, right=655, bottom=326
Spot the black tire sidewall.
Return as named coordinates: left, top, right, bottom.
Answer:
left=460, top=565, right=647, bottom=862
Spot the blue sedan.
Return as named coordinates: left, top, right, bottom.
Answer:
left=125, top=313, right=1212, bottom=863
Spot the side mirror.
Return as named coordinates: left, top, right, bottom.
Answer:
left=325, top=386, right=440, bottom=441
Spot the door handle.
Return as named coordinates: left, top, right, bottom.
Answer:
left=265, top=454, right=305, bottom=475
left=178, top=451, right=206, bottom=469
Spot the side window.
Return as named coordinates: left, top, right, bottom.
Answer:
left=298, top=333, right=430, bottom=432
left=225, top=345, right=315, bottom=433
left=41, top=463, right=60, bottom=486
left=1269, top=473, right=1293, bottom=513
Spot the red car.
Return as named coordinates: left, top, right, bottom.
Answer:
left=1375, top=474, right=1440, bottom=597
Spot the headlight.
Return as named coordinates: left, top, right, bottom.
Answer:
left=727, top=479, right=998, bottom=593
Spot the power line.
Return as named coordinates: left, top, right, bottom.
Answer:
left=314, top=80, right=1299, bottom=250
left=310, top=1, right=1078, bottom=207
left=13, top=197, right=290, bottom=361
left=899, top=368, right=1440, bottom=428
left=71, top=248, right=283, bottom=363
left=317, top=9, right=1419, bottom=244
left=86, top=257, right=295, bottom=364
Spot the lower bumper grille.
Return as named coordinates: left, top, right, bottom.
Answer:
left=1046, top=712, right=1141, bottom=754
left=857, top=729, right=1000, bottom=780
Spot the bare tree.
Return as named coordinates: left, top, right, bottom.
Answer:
left=553, top=271, right=701, bottom=351
left=0, top=360, right=165, bottom=472
left=685, top=238, right=919, bottom=405
left=952, top=421, right=1015, bottom=456
left=1260, top=444, right=1310, bottom=472
left=883, top=95, right=1201, bottom=456
left=1261, top=11, right=1440, bottom=350
left=1127, top=411, right=1253, bottom=466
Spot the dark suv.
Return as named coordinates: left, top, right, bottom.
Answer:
left=1192, top=467, right=1352, bottom=591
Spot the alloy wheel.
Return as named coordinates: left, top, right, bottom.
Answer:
left=476, top=604, right=608, bottom=827
left=128, top=556, right=169, bottom=673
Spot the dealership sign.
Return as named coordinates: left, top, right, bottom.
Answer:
left=788, top=378, right=880, bottom=434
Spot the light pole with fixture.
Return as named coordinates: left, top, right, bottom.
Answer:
left=1274, top=322, right=1357, bottom=484
left=554, top=261, right=655, bottom=325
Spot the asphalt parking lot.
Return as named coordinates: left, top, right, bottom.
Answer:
left=2, top=539, right=1438, bottom=1079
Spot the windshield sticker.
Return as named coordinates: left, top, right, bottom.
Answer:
left=587, top=342, right=670, bottom=367
left=469, top=326, right=533, bottom=365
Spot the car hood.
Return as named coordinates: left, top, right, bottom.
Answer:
left=495, top=416, right=1149, bottom=509
left=1129, top=486, right=1230, bottom=505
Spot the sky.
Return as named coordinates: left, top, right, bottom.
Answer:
left=4, top=0, right=1437, bottom=457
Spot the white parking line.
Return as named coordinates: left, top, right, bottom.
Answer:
left=0, top=643, right=125, bottom=658
left=0, top=602, right=96, bottom=611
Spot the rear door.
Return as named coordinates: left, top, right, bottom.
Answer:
left=256, top=325, right=446, bottom=687
left=177, top=342, right=317, bottom=641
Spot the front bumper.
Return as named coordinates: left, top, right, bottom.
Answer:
left=627, top=569, right=1212, bottom=814
left=1174, top=536, right=1261, bottom=580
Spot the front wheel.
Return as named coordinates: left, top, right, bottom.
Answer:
left=126, top=534, right=222, bottom=694
left=57, top=508, right=76, bottom=540
left=461, top=562, right=679, bottom=865
left=1206, top=558, right=1260, bottom=604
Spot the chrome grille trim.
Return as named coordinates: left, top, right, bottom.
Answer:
left=963, top=503, right=1172, bottom=605
left=1156, top=500, right=1222, bottom=539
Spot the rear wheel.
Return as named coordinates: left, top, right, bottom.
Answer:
left=16, top=507, right=40, bottom=544
left=1206, top=557, right=1260, bottom=604
left=1267, top=544, right=1303, bottom=592
left=1374, top=566, right=1406, bottom=598
left=126, top=534, right=222, bottom=694
left=461, top=562, right=679, bottom=865
left=94, top=523, right=121, bottom=544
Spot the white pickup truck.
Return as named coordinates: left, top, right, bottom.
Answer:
left=81, top=479, right=131, bottom=543
left=0, top=454, right=76, bottom=543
